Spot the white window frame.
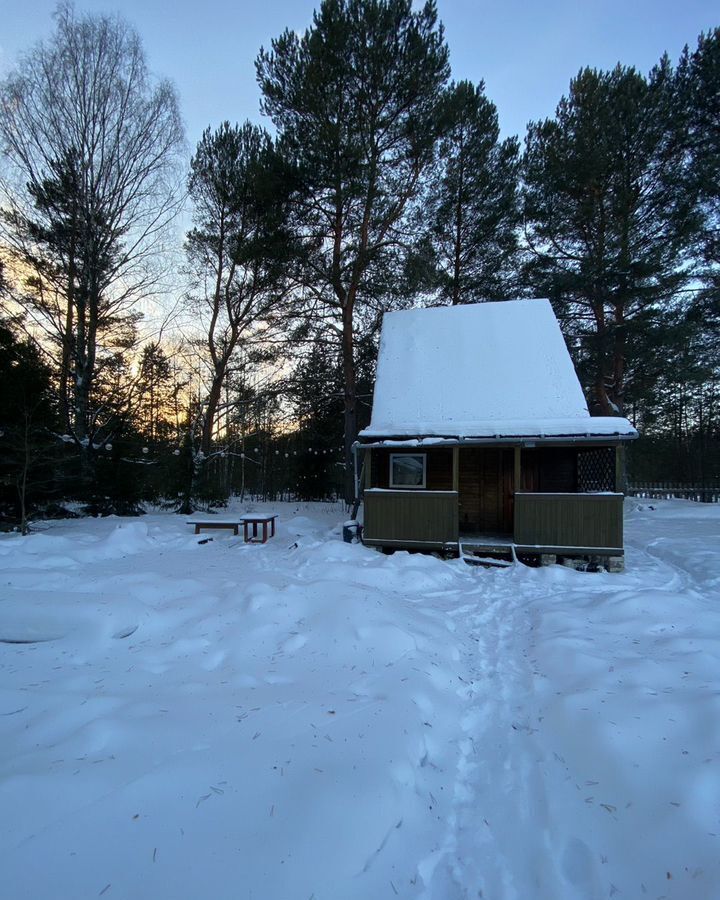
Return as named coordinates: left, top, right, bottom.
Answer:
left=389, top=453, right=427, bottom=489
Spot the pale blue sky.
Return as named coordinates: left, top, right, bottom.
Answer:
left=2, top=0, right=717, bottom=151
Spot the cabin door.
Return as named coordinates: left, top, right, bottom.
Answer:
left=458, top=448, right=514, bottom=535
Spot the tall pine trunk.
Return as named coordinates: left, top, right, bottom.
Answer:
left=341, top=301, right=357, bottom=506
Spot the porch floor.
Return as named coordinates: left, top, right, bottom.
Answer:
left=459, top=532, right=513, bottom=548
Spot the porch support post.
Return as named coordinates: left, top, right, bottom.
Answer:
left=452, top=446, right=459, bottom=492
left=364, top=448, right=372, bottom=490
left=615, top=444, right=626, bottom=494
left=514, top=445, right=522, bottom=494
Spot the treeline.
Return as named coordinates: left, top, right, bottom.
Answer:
left=0, top=1, right=718, bottom=529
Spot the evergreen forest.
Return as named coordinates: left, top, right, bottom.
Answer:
left=1, top=1, right=718, bottom=529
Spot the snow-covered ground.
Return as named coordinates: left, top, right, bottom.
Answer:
left=1, top=499, right=718, bottom=900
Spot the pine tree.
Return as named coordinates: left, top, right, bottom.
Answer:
left=523, top=62, right=701, bottom=417
left=421, top=80, right=521, bottom=304
left=136, top=342, right=175, bottom=444
left=256, top=0, right=450, bottom=502
left=290, top=341, right=344, bottom=499
left=679, top=29, right=720, bottom=337
left=0, top=322, right=58, bottom=533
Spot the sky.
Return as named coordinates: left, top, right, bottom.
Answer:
left=2, top=0, right=718, bottom=153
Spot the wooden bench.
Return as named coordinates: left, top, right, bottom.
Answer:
left=187, top=520, right=243, bottom=536
left=238, top=513, right=278, bottom=544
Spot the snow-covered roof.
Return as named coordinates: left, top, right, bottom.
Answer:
left=360, top=299, right=637, bottom=441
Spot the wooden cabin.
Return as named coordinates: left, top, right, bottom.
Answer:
left=356, top=300, right=638, bottom=568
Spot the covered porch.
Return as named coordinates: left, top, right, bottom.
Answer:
left=360, top=442, right=625, bottom=560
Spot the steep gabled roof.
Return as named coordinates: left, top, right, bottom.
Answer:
left=359, top=299, right=637, bottom=441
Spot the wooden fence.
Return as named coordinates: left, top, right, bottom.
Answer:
left=627, top=484, right=720, bottom=503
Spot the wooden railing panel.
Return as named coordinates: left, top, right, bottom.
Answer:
left=363, top=490, right=459, bottom=545
left=514, top=492, right=623, bottom=551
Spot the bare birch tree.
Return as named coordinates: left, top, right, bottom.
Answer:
left=0, top=3, right=184, bottom=484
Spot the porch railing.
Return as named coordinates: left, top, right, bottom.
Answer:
left=514, top=492, right=624, bottom=552
left=363, top=489, right=459, bottom=547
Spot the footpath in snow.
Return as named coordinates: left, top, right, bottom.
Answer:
left=0, top=499, right=718, bottom=899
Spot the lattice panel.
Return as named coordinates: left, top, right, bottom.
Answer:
left=577, top=448, right=616, bottom=492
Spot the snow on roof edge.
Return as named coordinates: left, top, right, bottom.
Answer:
left=358, top=416, right=638, bottom=441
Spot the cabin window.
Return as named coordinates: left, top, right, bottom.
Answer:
left=389, top=453, right=427, bottom=489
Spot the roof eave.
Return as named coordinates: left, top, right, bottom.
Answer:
left=355, top=431, right=639, bottom=449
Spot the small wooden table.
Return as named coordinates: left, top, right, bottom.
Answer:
left=238, top=513, right=278, bottom=544
left=187, top=519, right=243, bottom=536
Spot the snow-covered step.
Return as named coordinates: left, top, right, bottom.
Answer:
left=461, top=552, right=514, bottom=567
